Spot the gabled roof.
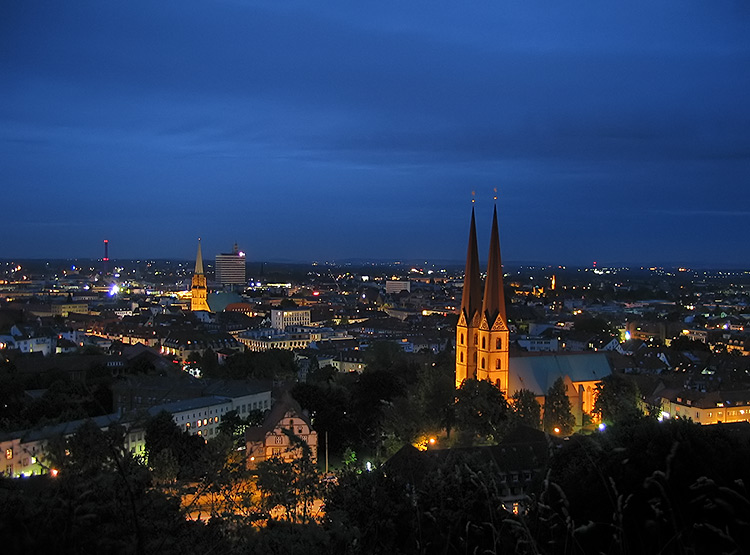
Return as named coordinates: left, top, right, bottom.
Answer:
left=509, top=353, right=612, bottom=395
left=145, top=395, right=231, bottom=417
left=3, top=412, right=123, bottom=444
left=245, top=393, right=312, bottom=443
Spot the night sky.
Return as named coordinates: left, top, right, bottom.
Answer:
left=2, top=1, right=749, bottom=266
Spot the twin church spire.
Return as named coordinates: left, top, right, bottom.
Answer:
left=455, top=203, right=510, bottom=392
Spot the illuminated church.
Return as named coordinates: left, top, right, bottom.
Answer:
left=191, top=239, right=210, bottom=312
left=455, top=204, right=611, bottom=425
left=455, top=204, right=510, bottom=392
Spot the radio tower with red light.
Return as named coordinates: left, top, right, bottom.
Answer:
left=103, top=239, right=110, bottom=275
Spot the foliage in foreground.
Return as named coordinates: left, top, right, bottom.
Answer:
left=4, top=383, right=750, bottom=554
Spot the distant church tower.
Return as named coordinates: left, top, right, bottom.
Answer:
left=191, top=239, right=210, bottom=312
left=455, top=204, right=510, bottom=394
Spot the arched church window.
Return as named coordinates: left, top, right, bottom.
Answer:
left=460, top=352, right=464, bottom=362
left=495, top=359, right=501, bottom=370
left=460, top=333, right=464, bottom=345
left=482, top=337, right=486, bottom=349
left=496, top=338, right=502, bottom=350
left=481, top=357, right=485, bottom=369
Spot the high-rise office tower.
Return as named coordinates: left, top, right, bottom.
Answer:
left=215, top=243, right=247, bottom=288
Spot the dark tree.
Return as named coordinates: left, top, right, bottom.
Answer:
left=542, top=377, right=575, bottom=435
left=200, top=347, right=220, bottom=376
left=669, top=336, right=710, bottom=352
left=308, top=363, right=336, bottom=384
left=144, top=410, right=206, bottom=480
left=415, top=353, right=456, bottom=435
left=292, top=381, right=355, bottom=459
left=573, top=315, right=614, bottom=335
left=510, top=388, right=542, bottom=430
left=593, top=372, right=643, bottom=424
left=256, top=432, right=319, bottom=523
left=454, top=379, right=509, bottom=444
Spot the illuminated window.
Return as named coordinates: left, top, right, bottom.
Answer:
left=5, top=449, right=12, bottom=460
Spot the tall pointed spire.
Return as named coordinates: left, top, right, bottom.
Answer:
left=191, top=238, right=210, bottom=312
left=460, top=206, right=482, bottom=323
left=195, top=238, right=205, bottom=275
left=482, top=204, right=507, bottom=328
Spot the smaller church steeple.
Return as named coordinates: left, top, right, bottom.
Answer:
left=191, top=238, right=210, bottom=312
left=195, top=238, right=205, bottom=275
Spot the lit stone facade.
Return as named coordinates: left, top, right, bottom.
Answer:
left=271, top=308, right=311, bottom=330
left=191, top=239, right=210, bottom=312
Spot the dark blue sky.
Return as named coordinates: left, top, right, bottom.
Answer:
left=2, top=1, right=749, bottom=266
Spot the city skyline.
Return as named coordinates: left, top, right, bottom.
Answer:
left=3, top=1, right=749, bottom=266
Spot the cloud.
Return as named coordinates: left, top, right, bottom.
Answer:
left=1, top=1, right=749, bottom=263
